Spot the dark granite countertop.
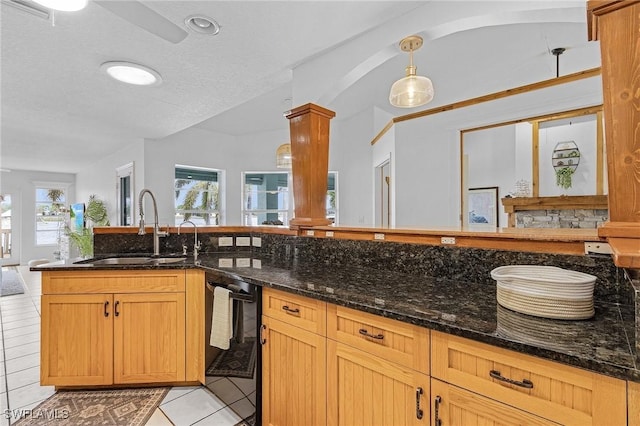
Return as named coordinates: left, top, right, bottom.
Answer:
left=33, top=252, right=639, bottom=383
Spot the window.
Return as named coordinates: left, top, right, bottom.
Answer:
left=174, top=166, right=221, bottom=225
left=35, top=185, right=67, bottom=246
left=242, top=171, right=338, bottom=226
left=242, top=172, right=290, bottom=226
left=327, top=172, right=338, bottom=224
left=116, top=162, right=134, bottom=226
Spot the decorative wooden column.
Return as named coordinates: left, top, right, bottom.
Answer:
left=286, top=103, right=336, bottom=228
left=588, top=0, right=640, bottom=268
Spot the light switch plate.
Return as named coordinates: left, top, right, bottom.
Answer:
left=236, top=236, right=251, bottom=246
left=441, top=237, right=456, bottom=245
left=326, top=231, right=334, bottom=237
left=374, top=233, right=385, bottom=240
left=306, top=230, right=315, bottom=236
left=219, top=237, right=233, bottom=247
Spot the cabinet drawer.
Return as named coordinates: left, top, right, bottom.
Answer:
left=42, top=270, right=186, bottom=294
left=327, top=304, right=429, bottom=374
left=262, top=288, right=326, bottom=335
left=431, top=331, right=626, bottom=426
left=431, top=378, right=557, bottom=426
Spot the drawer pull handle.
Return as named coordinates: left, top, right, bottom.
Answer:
left=415, top=387, right=424, bottom=420
left=104, top=301, right=109, bottom=317
left=358, top=328, right=384, bottom=340
left=282, top=305, right=300, bottom=315
left=434, top=395, right=442, bottom=426
left=114, top=300, right=120, bottom=317
left=489, top=370, right=533, bottom=389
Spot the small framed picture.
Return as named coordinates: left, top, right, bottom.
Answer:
left=467, top=187, right=499, bottom=228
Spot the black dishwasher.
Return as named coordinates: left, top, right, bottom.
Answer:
left=204, top=271, right=261, bottom=425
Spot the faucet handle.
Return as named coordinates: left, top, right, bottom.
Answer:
left=182, top=245, right=188, bottom=255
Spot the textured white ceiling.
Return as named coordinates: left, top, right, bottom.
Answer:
left=0, top=0, right=600, bottom=174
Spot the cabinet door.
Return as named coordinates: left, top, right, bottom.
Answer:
left=327, top=340, right=430, bottom=426
left=431, top=379, right=557, bottom=426
left=41, top=294, right=113, bottom=386
left=261, top=315, right=326, bottom=426
left=114, top=292, right=186, bottom=384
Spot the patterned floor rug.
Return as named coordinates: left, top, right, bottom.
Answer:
left=1, top=268, right=25, bottom=297
left=206, top=337, right=257, bottom=379
left=13, top=387, right=169, bottom=425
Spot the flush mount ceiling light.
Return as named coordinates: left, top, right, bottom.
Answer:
left=389, top=35, right=434, bottom=108
left=32, top=0, right=87, bottom=11
left=100, top=61, right=162, bottom=86
left=185, top=15, right=220, bottom=35
left=276, top=143, right=292, bottom=169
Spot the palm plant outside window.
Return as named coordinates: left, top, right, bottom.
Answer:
left=174, top=167, right=221, bottom=226
left=35, top=187, right=66, bottom=245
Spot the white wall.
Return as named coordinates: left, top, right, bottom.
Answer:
left=76, top=139, right=145, bottom=226
left=0, top=169, right=75, bottom=264
left=464, top=125, right=516, bottom=228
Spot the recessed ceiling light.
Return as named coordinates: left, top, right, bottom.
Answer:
left=100, top=61, right=162, bottom=86
left=185, top=15, right=220, bottom=35
left=32, top=0, right=87, bottom=11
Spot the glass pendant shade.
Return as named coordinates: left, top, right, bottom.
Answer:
left=389, top=68, right=434, bottom=108
left=276, top=143, right=292, bottom=169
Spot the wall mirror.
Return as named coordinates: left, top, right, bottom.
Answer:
left=461, top=105, right=606, bottom=229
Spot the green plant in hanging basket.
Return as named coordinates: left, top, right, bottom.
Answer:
left=555, top=167, right=575, bottom=189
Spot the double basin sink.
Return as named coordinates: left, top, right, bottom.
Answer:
left=79, top=256, right=187, bottom=266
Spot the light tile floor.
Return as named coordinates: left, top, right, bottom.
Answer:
left=0, top=266, right=256, bottom=426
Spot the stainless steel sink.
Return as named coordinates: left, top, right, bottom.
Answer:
left=84, top=256, right=186, bottom=265
left=151, top=257, right=187, bottom=264
left=90, top=257, right=152, bottom=265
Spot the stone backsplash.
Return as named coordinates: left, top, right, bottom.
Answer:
left=516, top=209, right=608, bottom=228
left=94, top=229, right=629, bottom=304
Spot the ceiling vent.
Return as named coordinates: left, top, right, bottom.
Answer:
left=3, top=0, right=50, bottom=20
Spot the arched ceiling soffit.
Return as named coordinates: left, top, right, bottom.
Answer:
left=316, top=6, right=587, bottom=108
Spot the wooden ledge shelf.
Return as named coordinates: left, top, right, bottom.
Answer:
left=501, top=195, right=608, bottom=227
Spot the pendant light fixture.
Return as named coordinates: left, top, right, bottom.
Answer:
left=276, top=143, right=292, bottom=169
left=389, top=35, right=434, bottom=108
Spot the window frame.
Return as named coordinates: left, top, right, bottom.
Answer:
left=174, top=165, right=224, bottom=226
left=34, top=182, right=69, bottom=247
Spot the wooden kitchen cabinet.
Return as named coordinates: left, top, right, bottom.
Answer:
left=430, top=378, right=555, bottom=426
left=431, top=330, right=627, bottom=426
left=261, top=314, right=326, bottom=426
left=327, top=339, right=430, bottom=426
left=630, top=381, right=640, bottom=426
left=41, top=270, right=187, bottom=387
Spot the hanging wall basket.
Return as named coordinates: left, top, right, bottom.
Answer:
left=552, top=141, right=580, bottom=189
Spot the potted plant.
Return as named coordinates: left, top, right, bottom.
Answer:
left=66, top=194, right=110, bottom=257
left=555, top=167, right=575, bottom=190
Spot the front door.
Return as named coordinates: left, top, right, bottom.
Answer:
left=0, top=193, right=19, bottom=266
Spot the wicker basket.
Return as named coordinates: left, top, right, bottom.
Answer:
left=490, top=265, right=596, bottom=320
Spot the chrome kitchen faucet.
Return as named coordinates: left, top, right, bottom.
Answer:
left=137, top=189, right=168, bottom=256
left=178, top=219, right=200, bottom=259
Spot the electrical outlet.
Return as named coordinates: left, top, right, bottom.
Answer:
left=326, top=231, right=334, bottom=237
left=306, top=230, right=315, bottom=236
left=218, top=237, right=233, bottom=247
left=584, top=242, right=612, bottom=254
left=374, top=233, right=385, bottom=240
left=236, top=236, right=250, bottom=246
left=441, top=237, right=456, bottom=245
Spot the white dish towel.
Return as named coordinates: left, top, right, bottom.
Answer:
left=210, top=286, right=233, bottom=350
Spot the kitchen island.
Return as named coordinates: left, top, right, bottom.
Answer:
left=34, top=245, right=638, bottom=425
